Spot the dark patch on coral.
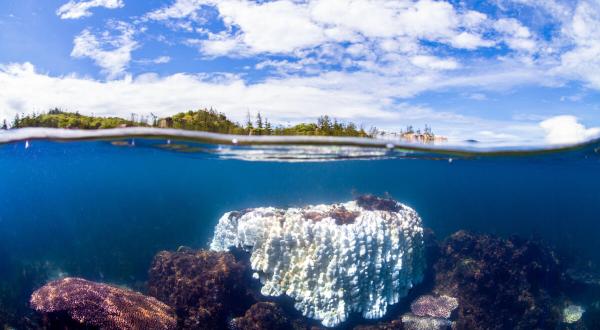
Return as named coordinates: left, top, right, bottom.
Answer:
left=433, top=230, right=566, bottom=330
left=147, top=249, right=255, bottom=329
left=329, top=206, right=360, bottom=225
left=304, top=205, right=360, bottom=225
left=356, top=195, right=402, bottom=212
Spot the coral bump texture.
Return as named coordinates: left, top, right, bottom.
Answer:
left=30, top=277, right=176, bottom=330
left=210, top=197, right=425, bottom=327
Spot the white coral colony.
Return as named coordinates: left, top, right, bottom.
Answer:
left=210, top=196, right=426, bottom=327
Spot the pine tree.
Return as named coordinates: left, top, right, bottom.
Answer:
left=12, top=114, right=20, bottom=128
left=1, top=119, right=7, bottom=130
left=245, top=111, right=253, bottom=134
left=256, top=112, right=263, bottom=129
left=265, top=119, right=272, bottom=135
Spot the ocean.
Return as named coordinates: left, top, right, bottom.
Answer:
left=1, top=129, right=599, bottom=329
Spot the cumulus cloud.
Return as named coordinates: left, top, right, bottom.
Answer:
left=71, top=22, right=138, bottom=79
left=57, top=0, right=124, bottom=19
left=539, top=115, right=600, bottom=144
left=147, top=0, right=502, bottom=74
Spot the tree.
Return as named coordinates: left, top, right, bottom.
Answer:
left=12, top=114, right=20, bottom=128
left=256, top=112, right=263, bottom=130
left=1, top=119, right=7, bottom=130
left=245, top=111, right=253, bottom=134
left=264, top=119, right=272, bottom=135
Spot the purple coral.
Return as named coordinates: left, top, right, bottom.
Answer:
left=30, top=277, right=176, bottom=330
left=410, top=295, right=458, bottom=319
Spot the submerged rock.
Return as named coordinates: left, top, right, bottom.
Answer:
left=30, top=277, right=176, bottom=330
left=210, top=196, right=425, bottom=327
left=148, top=249, right=255, bottom=329
left=433, top=230, right=565, bottom=329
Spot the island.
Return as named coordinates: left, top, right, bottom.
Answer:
left=4, top=108, right=444, bottom=142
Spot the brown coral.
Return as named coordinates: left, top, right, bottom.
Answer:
left=433, top=230, right=565, bottom=330
left=148, top=249, right=254, bottom=329
left=30, top=277, right=176, bottom=330
left=230, top=302, right=302, bottom=330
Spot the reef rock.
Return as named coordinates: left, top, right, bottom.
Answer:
left=433, top=230, right=565, bottom=329
left=210, top=196, right=425, bottom=327
left=30, top=277, right=176, bottom=330
left=147, top=249, right=254, bottom=329
left=230, top=302, right=302, bottom=330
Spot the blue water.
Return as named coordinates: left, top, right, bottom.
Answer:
left=1, top=138, right=600, bottom=324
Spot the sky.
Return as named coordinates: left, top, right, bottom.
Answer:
left=2, top=0, right=600, bottom=144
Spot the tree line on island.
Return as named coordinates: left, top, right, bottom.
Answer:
left=3, top=108, right=441, bottom=141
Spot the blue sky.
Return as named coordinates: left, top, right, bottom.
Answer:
left=2, top=0, right=600, bottom=144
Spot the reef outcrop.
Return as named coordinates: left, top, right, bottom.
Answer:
left=230, top=302, right=304, bottom=330
left=30, top=277, right=176, bottom=330
left=433, top=230, right=565, bottom=330
left=147, top=248, right=255, bottom=329
left=210, top=197, right=425, bottom=327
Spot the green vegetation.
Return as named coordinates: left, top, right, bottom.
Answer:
left=11, top=108, right=144, bottom=129
left=160, top=109, right=246, bottom=134
left=5, top=107, right=440, bottom=140
left=160, top=109, right=370, bottom=137
left=9, top=108, right=372, bottom=137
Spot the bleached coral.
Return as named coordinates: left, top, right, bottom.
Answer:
left=210, top=198, right=425, bottom=327
left=563, top=304, right=585, bottom=324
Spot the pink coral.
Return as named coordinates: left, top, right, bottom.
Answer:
left=30, top=277, right=176, bottom=330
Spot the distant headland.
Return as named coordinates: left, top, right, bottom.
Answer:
left=2, top=108, right=445, bottom=142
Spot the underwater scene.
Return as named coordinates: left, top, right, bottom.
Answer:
left=1, top=131, right=600, bottom=329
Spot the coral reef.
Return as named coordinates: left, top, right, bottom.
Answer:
left=410, top=295, right=457, bottom=319
left=210, top=197, right=425, bottom=327
left=230, top=302, right=305, bottom=330
left=353, top=320, right=405, bottom=330
left=147, top=248, right=255, bottom=329
left=401, top=313, right=452, bottom=330
left=563, top=304, right=585, bottom=324
left=30, top=277, right=176, bottom=330
left=433, top=230, right=565, bottom=330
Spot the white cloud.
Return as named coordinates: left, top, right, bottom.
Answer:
left=150, top=0, right=495, bottom=63
left=553, top=0, right=600, bottom=89
left=57, top=0, right=124, bottom=19
left=136, top=56, right=172, bottom=65
left=450, top=32, right=496, bottom=50
left=145, top=0, right=207, bottom=23
left=71, top=22, right=138, bottom=79
left=539, top=115, right=600, bottom=144
left=410, top=55, right=459, bottom=70
left=493, top=18, right=537, bottom=52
